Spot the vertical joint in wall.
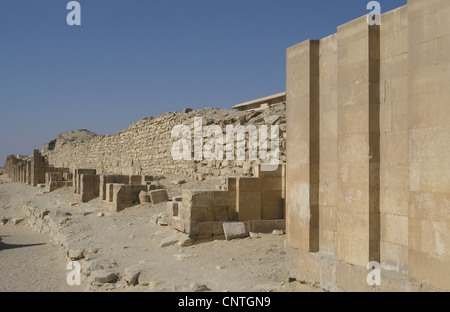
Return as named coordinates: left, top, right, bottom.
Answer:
left=309, top=39, right=320, bottom=252
left=368, top=24, right=381, bottom=263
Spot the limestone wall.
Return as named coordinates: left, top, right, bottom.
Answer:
left=379, top=7, right=409, bottom=275
left=286, top=0, right=450, bottom=291
left=42, top=107, right=286, bottom=178
left=407, top=0, right=450, bottom=290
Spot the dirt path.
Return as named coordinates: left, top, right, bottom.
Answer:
left=0, top=224, right=85, bottom=292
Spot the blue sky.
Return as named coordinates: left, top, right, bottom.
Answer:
left=0, top=0, right=406, bottom=164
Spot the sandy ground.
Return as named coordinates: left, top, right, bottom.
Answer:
left=0, top=224, right=86, bottom=291
left=0, top=173, right=322, bottom=292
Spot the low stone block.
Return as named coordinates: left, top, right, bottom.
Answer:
left=141, top=175, right=153, bottom=184
left=80, top=174, right=100, bottom=202
left=167, top=202, right=179, bottom=217
left=171, top=217, right=185, bottom=233
left=197, top=221, right=224, bottom=236
left=139, top=191, right=151, bottom=204
left=129, top=175, right=142, bottom=185
left=150, top=189, right=169, bottom=204
left=222, top=222, right=248, bottom=240
left=237, top=177, right=261, bottom=191
left=111, top=184, right=147, bottom=212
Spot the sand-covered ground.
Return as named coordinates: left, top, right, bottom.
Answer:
left=0, top=173, right=322, bottom=292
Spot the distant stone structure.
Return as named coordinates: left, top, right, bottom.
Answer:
left=40, top=107, right=286, bottom=179
left=171, top=165, right=286, bottom=240
left=232, top=92, right=286, bottom=112
left=3, top=150, right=70, bottom=189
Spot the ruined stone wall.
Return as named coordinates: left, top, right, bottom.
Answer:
left=43, top=107, right=286, bottom=178
left=286, top=0, right=450, bottom=291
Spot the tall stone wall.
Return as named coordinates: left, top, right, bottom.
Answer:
left=43, top=107, right=286, bottom=178
left=286, top=0, right=450, bottom=291
left=407, top=0, right=450, bottom=290
left=379, top=7, right=409, bottom=275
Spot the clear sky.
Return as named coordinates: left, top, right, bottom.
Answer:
left=0, top=0, right=407, bottom=164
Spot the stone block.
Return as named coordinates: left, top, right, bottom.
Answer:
left=149, top=189, right=169, bottom=204
left=225, top=177, right=237, bottom=191
left=237, top=190, right=261, bottom=221
left=80, top=174, right=100, bottom=202
left=251, top=220, right=285, bottom=233
left=237, top=177, right=261, bottom=191
left=171, top=217, right=185, bottom=233
left=380, top=241, right=408, bottom=275
left=409, top=249, right=450, bottom=291
left=319, top=228, right=337, bottom=257
left=129, top=175, right=142, bottom=185
left=111, top=184, right=147, bottom=212
left=73, top=169, right=96, bottom=194
left=167, top=201, right=179, bottom=217
left=258, top=164, right=285, bottom=178
left=99, top=174, right=129, bottom=200
left=381, top=213, right=408, bottom=246
left=141, top=175, right=154, bottom=184
left=262, top=177, right=282, bottom=191
left=185, top=221, right=200, bottom=237
left=261, top=190, right=283, bottom=220
left=139, top=191, right=151, bottom=204
left=197, top=221, right=225, bottom=236
left=222, top=222, right=248, bottom=240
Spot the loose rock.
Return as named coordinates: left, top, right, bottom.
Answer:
left=68, top=249, right=85, bottom=260
left=178, top=236, right=194, bottom=247
left=173, top=254, right=194, bottom=261
left=160, top=235, right=180, bottom=248
left=124, top=267, right=141, bottom=286
left=249, top=232, right=262, bottom=239
left=11, top=217, right=25, bottom=225
left=90, top=270, right=118, bottom=284
left=190, top=283, right=210, bottom=292
left=171, top=179, right=186, bottom=185
left=222, top=222, right=248, bottom=241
